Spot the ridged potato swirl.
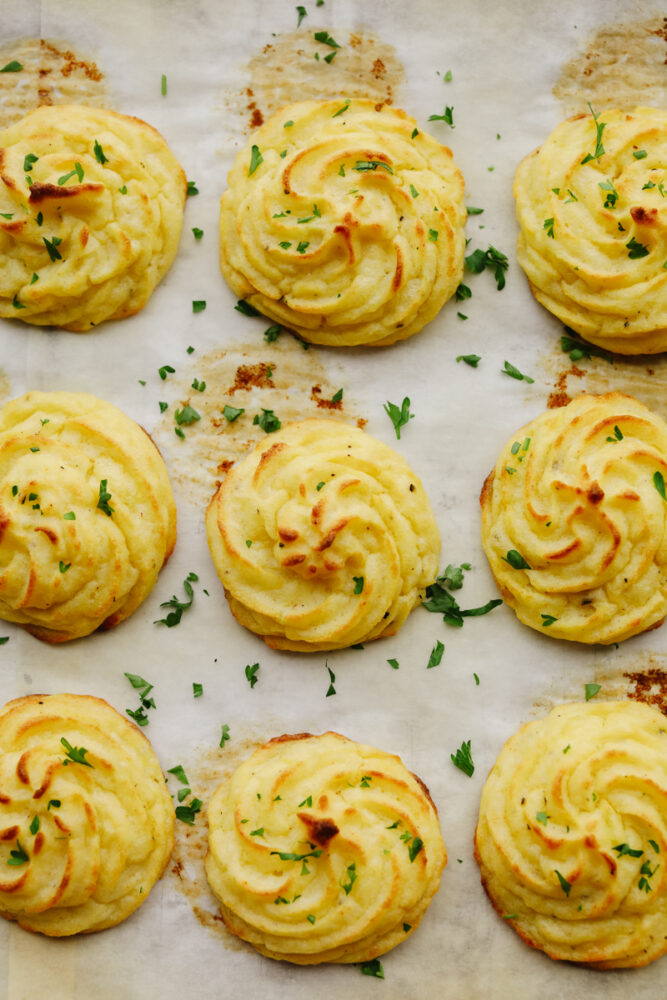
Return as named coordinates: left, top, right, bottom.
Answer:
left=205, top=732, right=446, bottom=964
left=219, top=99, right=466, bottom=346
left=475, top=701, right=667, bottom=968
left=514, top=107, right=667, bottom=354
left=0, top=104, right=186, bottom=331
left=205, top=419, right=440, bottom=651
left=0, top=694, right=174, bottom=936
left=480, top=393, right=667, bottom=644
left=0, top=391, right=177, bottom=642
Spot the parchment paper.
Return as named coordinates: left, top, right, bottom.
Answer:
left=1, top=1, right=666, bottom=998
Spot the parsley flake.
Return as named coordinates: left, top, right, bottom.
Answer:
left=325, top=663, right=336, bottom=697
left=296, top=5, right=307, bottom=26
left=502, top=360, right=534, bottom=383
left=352, top=160, right=394, bottom=174
left=360, top=959, right=384, bottom=979
left=158, top=364, right=175, bottom=380
left=428, top=106, right=454, bottom=128
left=465, top=245, right=508, bottom=289
left=175, top=799, right=202, bottom=825
left=340, top=861, right=357, bottom=894
left=7, top=840, right=29, bottom=866
left=248, top=145, right=263, bottom=176
left=626, top=237, right=649, bottom=259
left=154, top=571, right=199, bottom=627
left=219, top=724, right=231, bottom=748
left=253, top=408, right=281, bottom=433
left=654, top=471, right=667, bottom=501
left=223, top=404, right=245, bottom=422
left=502, top=549, right=531, bottom=570
left=543, top=217, right=555, bottom=238
left=387, top=658, right=399, bottom=670
left=1, top=61, right=23, bottom=73
left=580, top=103, right=606, bottom=164
left=541, top=614, right=558, bottom=627
left=585, top=683, right=601, bottom=701
left=42, top=236, right=62, bottom=262
left=456, top=354, right=481, bottom=367
left=314, top=30, right=340, bottom=48
left=192, top=682, right=203, bottom=698
left=61, top=737, right=93, bottom=768
left=174, top=405, right=200, bottom=426
left=383, top=396, right=413, bottom=439
left=186, top=181, right=199, bottom=196
left=427, top=640, right=444, bottom=668
left=555, top=870, right=572, bottom=895
left=96, top=479, right=114, bottom=517
left=451, top=739, right=474, bottom=777
left=245, top=662, right=260, bottom=689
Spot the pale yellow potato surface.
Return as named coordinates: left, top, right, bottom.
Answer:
left=219, top=99, right=466, bottom=347
left=480, top=392, right=667, bottom=644
left=205, top=731, right=446, bottom=963
left=475, top=701, right=667, bottom=968
left=206, top=418, right=440, bottom=651
left=514, top=106, right=667, bottom=354
left=0, top=390, right=177, bottom=642
left=0, top=104, right=186, bottom=331
left=0, top=693, right=174, bottom=936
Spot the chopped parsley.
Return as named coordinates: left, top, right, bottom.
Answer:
left=154, top=571, right=199, bottom=627
left=340, top=861, right=357, bottom=894
left=331, top=388, right=343, bottom=403
left=6, top=841, right=29, bottom=866
left=296, top=241, right=309, bottom=253
left=235, top=299, right=260, bottom=317
left=12, top=294, right=25, bottom=310
left=47, top=799, right=60, bottom=810
left=63, top=511, right=75, bottom=520
left=192, top=300, right=206, bottom=313
left=613, top=843, right=643, bottom=858
left=96, top=479, right=114, bottom=517
left=607, top=425, right=623, bottom=442
left=296, top=5, right=307, bottom=26
left=1, top=61, right=23, bottom=73
left=410, top=184, right=419, bottom=198
left=585, top=683, right=601, bottom=701
left=451, top=739, right=474, bottom=777
left=465, top=245, right=508, bottom=290
left=540, top=614, right=558, bottom=627
left=555, top=870, right=572, bottom=895
left=352, top=160, right=394, bottom=174
left=264, top=324, right=281, bottom=342
left=633, top=149, right=648, bottom=159
left=57, top=162, right=84, bottom=186
left=248, top=145, right=263, bottom=176
left=186, top=181, right=199, bottom=196
left=580, top=103, right=606, bottom=164
left=428, top=229, right=439, bottom=242
left=223, top=404, right=245, bottom=422
left=428, top=106, right=454, bottom=128
left=408, top=836, right=424, bottom=862
left=456, top=354, right=480, bottom=367
left=387, top=658, right=399, bottom=670
left=174, top=405, right=201, bottom=426
left=360, top=959, right=384, bottom=979
left=253, top=408, right=281, bottom=433
left=29, top=816, right=40, bottom=836
left=502, top=360, right=534, bottom=383
left=502, top=549, right=531, bottom=570
left=61, top=737, right=93, bottom=768
left=158, top=364, right=175, bottom=380
left=161, top=73, right=167, bottom=96
left=314, top=30, right=340, bottom=47
left=332, top=99, right=350, bottom=118
left=59, top=561, right=70, bottom=573
left=353, top=576, right=364, bottom=594
left=270, top=847, right=323, bottom=862
left=455, top=282, right=472, bottom=301
left=23, top=153, right=38, bottom=172
left=543, top=217, right=555, bottom=238
left=599, top=179, right=619, bottom=209
left=192, top=227, right=203, bottom=239
left=654, top=471, right=666, bottom=501
left=536, top=811, right=548, bottom=826
left=466, top=206, right=484, bottom=215
left=383, top=396, right=413, bottom=439
left=325, top=663, right=336, bottom=697
left=427, top=640, right=444, bottom=668
left=245, top=662, right=260, bottom=689
left=561, top=329, right=614, bottom=364
left=423, top=564, right=502, bottom=626
left=124, top=672, right=155, bottom=727
left=626, top=237, right=649, bottom=259
left=43, top=236, right=62, bottom=262
left=175, top=799, right=202, bottom=825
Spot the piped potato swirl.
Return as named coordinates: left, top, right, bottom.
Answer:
left=480, top=393, right=667, bottom=644
left=205, top=419, right=440, bottom=651
left=0, top=694, right=174, bottom=936
left=514, top=106, right=667, bottom=354
left=475, top=701, right=667, bottom=968
left=0, top=391, right=177, bottom=642
left=205, top=731, right=446, bottom=964
left=219, top=99, right=466, bottom=346
left=0, top=104, right=186, bottom=331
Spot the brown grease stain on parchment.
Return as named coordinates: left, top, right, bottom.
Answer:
left=0, top=38, right=108, bottom=127
left=167, top=724, right=281, bottom=947
left=538, top=345, right=667, bottom=421
left=529, top=650, right=667, bottom=718
left=153, top=334, right=365, bottom=509
left=226, top=29, right=404, bottom=138
left=554, top=15, right=667, bottom=115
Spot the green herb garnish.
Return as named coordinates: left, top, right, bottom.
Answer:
left=61, top=737, right=93, bottom=768
left=383, top=396, right=413, bottom=439
left=96, top=479, right=114, bottom=517
left=154, top=571, right=198, bottom=627
left=248, top=145, right=263, bottom=175
left=451, top=739, right=474, bottom=777
left=427, top=640, right=444, bottom=668
left=245, top=662, right=260, bottom=689
left=253, top=408, right=281, bottom=433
